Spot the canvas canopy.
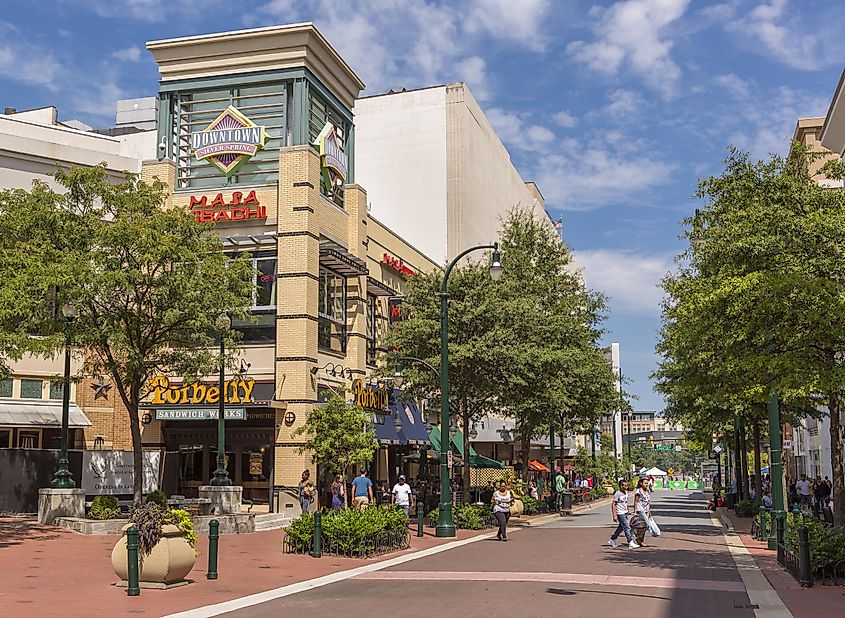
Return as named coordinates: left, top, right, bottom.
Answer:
left=644, top=467, right=668, bottom=477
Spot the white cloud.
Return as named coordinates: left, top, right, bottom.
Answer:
left=572, top=249, right=674, bottom=315
left=0, top=22, right=62, bottom=89
left=71, top=0, right=228, bottom=22
left=112, top=46, right=143, bottom=62
left=726, top=0, right=845, bottom=70
left=714, top=73, right=751, bottom=99
left=486, top=107, right=556, bottom=152
left=553, top=111, right=577, bottom=128
left=567, top=0, right=690, bottom=98
left=604, top=88, right=646, bottom=118
left=464, top=0, right=551, bottom=53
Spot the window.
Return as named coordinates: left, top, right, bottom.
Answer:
left=308, top=90, right=347, bottom=207
left=20, top=379, right=43, bottom=399
left=0, top=378, right=11, bottom=398
left=49, top=380, right=65, bottom=400
left=229, top=252, right=277, bottom=344
left=318, top=267, right=347, bottom=353
left=255, top=256, right=277, bottom=308
left=0, top=429, right=10, bottom=448
left=18, top=429, right=41, bottom=448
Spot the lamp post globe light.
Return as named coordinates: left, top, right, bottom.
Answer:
left=51, top=303, right=77, bottom=489
left=436, top=242, right=502, bottom=537
left=211, top=313, right=232, bottom=486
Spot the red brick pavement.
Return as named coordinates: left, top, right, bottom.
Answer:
left=723, top=509, right=845, bottom=618
left=0, top=504, right=605, bottom=618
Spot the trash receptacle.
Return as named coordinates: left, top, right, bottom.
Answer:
left=561, top=492, right=573, bottom=513
left=726, top=492, right=737, bottom=509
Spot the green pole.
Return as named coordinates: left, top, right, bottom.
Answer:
left=798, top=525, right=812, bottom=587
left=437, top=243, right=498, bottom=538
left=126, top=525, right=140, bottom=596
left=211, top=335, right=230, bottom=486
left=591, top=427, right=596, bottom=464
left=207, top=519, right=219, bottom=579
left=50, top=327, right=75, bottom=488
left=312, top=510, right=322, bottom=558
left=767, top=389, right=785, bottom=550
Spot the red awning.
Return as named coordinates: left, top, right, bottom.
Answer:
left=529, top=460, right=550, bottom=472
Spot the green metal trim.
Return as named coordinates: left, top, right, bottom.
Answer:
left=157, top=67, right=307, bottom=93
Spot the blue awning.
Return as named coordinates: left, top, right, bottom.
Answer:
left=371, top=412, right=402, bottom=445
left=394, top=400, right=429, bottom=446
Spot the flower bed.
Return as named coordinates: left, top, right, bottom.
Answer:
left=283, top=506, right=410, bottom=558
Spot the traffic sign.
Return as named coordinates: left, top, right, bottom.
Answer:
left=447, top=450, right=453, bottom=468
left=714, top=445, right=723, bottom=453
left=674, top=445, right=682, bottom=451
left=668, top=467, right=675, bottom=476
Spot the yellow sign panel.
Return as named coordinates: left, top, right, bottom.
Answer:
left=148, top=375, right=256, bottom=406
left=668, top=467, right=674, bottom=476
left=352, top=379, right=388, bottom=412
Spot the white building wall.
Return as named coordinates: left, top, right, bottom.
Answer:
left=354, top=83, right=547, bottom=265
left=354, top=87, right=448, bottom=264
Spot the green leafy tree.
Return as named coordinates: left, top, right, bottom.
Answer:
left=656, top=146, right=845, bottom=523
left=294, top=392, right=378, bottom=503
left=0, top=166, right=254, bottom=504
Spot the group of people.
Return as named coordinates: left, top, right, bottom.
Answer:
left=790, top=474, right=834, bottom=516
left=609, top=478, right=660, bottom=549
left=299, top=469, right=417, bottom=515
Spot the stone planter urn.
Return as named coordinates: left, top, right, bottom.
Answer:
left=604, top=484, right=615, bottom=496
left=112, top=524, right=195, bottom=588
left=510, top=498, right=524, bottom=517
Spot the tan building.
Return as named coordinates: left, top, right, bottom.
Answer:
left=132, top=24, right=439, bottom=506
left=791, top=117, right=842, bottom=187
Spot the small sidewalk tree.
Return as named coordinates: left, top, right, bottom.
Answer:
left=294, top=392, right=378, bottom=507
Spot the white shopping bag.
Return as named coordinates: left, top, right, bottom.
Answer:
left=648, top=516, right=661, bottom=537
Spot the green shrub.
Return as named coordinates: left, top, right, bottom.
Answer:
left=164, top=508, right=197, bottom=547
left=783, top=512, right=845, bottom=574
left=129, top=502, right=165, bottom=558
left=285, top=506, right=409, bottom=555
left=89, top=495, right=120, bottom=520
left=146, top=490, right=168, bottom=510
left=428, top=504, right=491, bottom=530
left=522, top=496, right=539, bottom=515
left=735, top=499, right=757, bottom=517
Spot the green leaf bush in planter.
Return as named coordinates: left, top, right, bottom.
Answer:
left=146, top=490, right=169, bottom=510
left=427, top=504, right=492, bottom=530
left=164, top=508, right=197, bottom=547
left=283, top=507, right=409, bottom=557
left=89, top=495, right=120, bottom=520
left=735, top=499, right=757, bottom=518
left=522, top=496, right=540, bottom=515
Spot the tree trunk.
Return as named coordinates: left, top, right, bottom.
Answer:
left=828, top=392, right=845, bottom=526
left=740, top=419, right=750, bottom=500
left=520, top=424, right=531, bottom=484
left=753, top=418, right=762, bottom=505
left=126, top=398, right=144, bottom=506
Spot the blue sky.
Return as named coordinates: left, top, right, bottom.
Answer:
left=1, top=0, right=843, bottom=411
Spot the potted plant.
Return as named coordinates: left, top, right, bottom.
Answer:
left=111, top=502, right=197, bottom=587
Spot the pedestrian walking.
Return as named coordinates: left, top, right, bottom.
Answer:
left=608, top=479, right=639, bottom=549
left=392, top=475, right=413, bottom=517
left=299, top=470, right=314, bottom=513
left=554, top=471, right=566, bottom=511
left=796, top=474, right=812, bottom=514
left=331, top=474, right=346, bottom=510
left=351, top=469, right=373, bottom=510
left=491, top=480, right=513, bottom=541
left=633, top=478, right=654, bottom=545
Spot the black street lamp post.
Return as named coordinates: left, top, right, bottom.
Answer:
left=51, top=304, right=77, bottom=489
left=211, top=313, right=231, bottom=486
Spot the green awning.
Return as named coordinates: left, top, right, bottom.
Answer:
left=428, top=427, right=504, bottom=469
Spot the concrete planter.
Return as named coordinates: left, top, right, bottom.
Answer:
left=604, top=485, right=615, bottom=495
left=510, top=498, right=524, bottom=517
left=112, top=524, right=195, bottom=587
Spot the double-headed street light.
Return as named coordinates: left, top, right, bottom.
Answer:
left=51, top=303, right=77, bottom=489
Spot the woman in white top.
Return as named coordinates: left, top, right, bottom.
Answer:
left=633, top=478, right=652, bottom=546
left=491, top=480, right=513, bottom=541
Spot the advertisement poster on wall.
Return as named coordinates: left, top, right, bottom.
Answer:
left=81, top=451, right=161, bottom=495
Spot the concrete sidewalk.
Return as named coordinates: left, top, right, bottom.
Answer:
left=0, top=500, right=608, bottom=617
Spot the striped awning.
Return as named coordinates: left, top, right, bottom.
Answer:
left=0, top=399, right=92, bottom=428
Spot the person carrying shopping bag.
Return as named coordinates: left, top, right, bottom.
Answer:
left=634, top=477, right=660, bottom=540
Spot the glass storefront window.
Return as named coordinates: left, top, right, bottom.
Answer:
left=0, top=429, right=10, bottom=448
left=318, top=267, right=346, bottom=353
left=18, top=429, right=40, bottom=448
left=49, top=380, right=64, bottom=400
left=179, top=446, right=205, bottom=483
left=20, top=379, right=43, bottom=399
left=255, top=256, right=276, bottom=308
left=209, top=450, right=235, bottom=478
left=242, top=448, right=270, bottom=481
left=0, top=378, right=11, bottom=397
left=366, top=294, right=377, bottom=365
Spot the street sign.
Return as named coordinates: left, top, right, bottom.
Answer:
left=674, top=445, right=682, bottom=452
left=783, top=439, right=793, bottom=450
left=447, top=450, right=453, bottom=469
left=668, top=467, right=675, bottom=476
left=714, top=445, right=723, bottom=453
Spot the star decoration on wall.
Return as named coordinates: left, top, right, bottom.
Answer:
left=90, top=378, right=112, bottom=401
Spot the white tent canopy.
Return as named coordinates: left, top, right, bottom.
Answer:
left=644, top=467, right=668, bottom=477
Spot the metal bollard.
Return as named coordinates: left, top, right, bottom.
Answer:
left=417, top=501, right=425, bottom=537
left=311, top=511, right=322, bottom=558
left=798, top=525, right=813, bottom=587
left=758, top=506, right=767, bottom=540
left=775, top=513, right=785, bottom=564
left=207, top=519, right=219, bottom=580
left=126, top=524, right=140, bottom=596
